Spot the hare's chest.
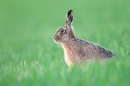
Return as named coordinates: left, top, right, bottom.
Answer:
left=64, top=54, right=73, bottom=67
left=64, top=47, right=83, bottom=66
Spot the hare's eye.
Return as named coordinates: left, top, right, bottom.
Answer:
left=60, top=29, right=64, bottom=33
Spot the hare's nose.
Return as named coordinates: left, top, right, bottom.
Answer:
left=53, top=34, right=57, bottom=39
left=52, top=35, right=55, bottom=39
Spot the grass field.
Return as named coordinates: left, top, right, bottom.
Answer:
left=0, top=0, right=130, bottom=86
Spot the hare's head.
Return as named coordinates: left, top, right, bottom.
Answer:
left=53, top=10, right=76, bottom=43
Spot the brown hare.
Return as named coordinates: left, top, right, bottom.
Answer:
left=53, top=10, right=117, bottom=67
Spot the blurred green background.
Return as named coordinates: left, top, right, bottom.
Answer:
left=0, top=0, right=130, bottom=86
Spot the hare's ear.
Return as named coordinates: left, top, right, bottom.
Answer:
left=66, top=10, right=73, bottom=26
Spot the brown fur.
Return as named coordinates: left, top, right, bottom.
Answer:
left=53, top=10, right=117, bottom=67
left=61, top=38, right=116, bottom=66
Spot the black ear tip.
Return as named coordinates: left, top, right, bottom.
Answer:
left=69, top=10, right=73, bottom=12
left=68, top=10, right=73, bottom=15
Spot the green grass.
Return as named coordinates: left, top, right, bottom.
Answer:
left=0, top=0, right=130, bottom=86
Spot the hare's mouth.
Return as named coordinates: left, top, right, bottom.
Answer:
left=53, top=39, right=59, bottom=43
left=53, top=35, right=60, bottom=43
left=53, top=36, right=60, bottom=43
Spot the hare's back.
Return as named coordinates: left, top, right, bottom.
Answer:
left=74, top=38, right=116, bottom=58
